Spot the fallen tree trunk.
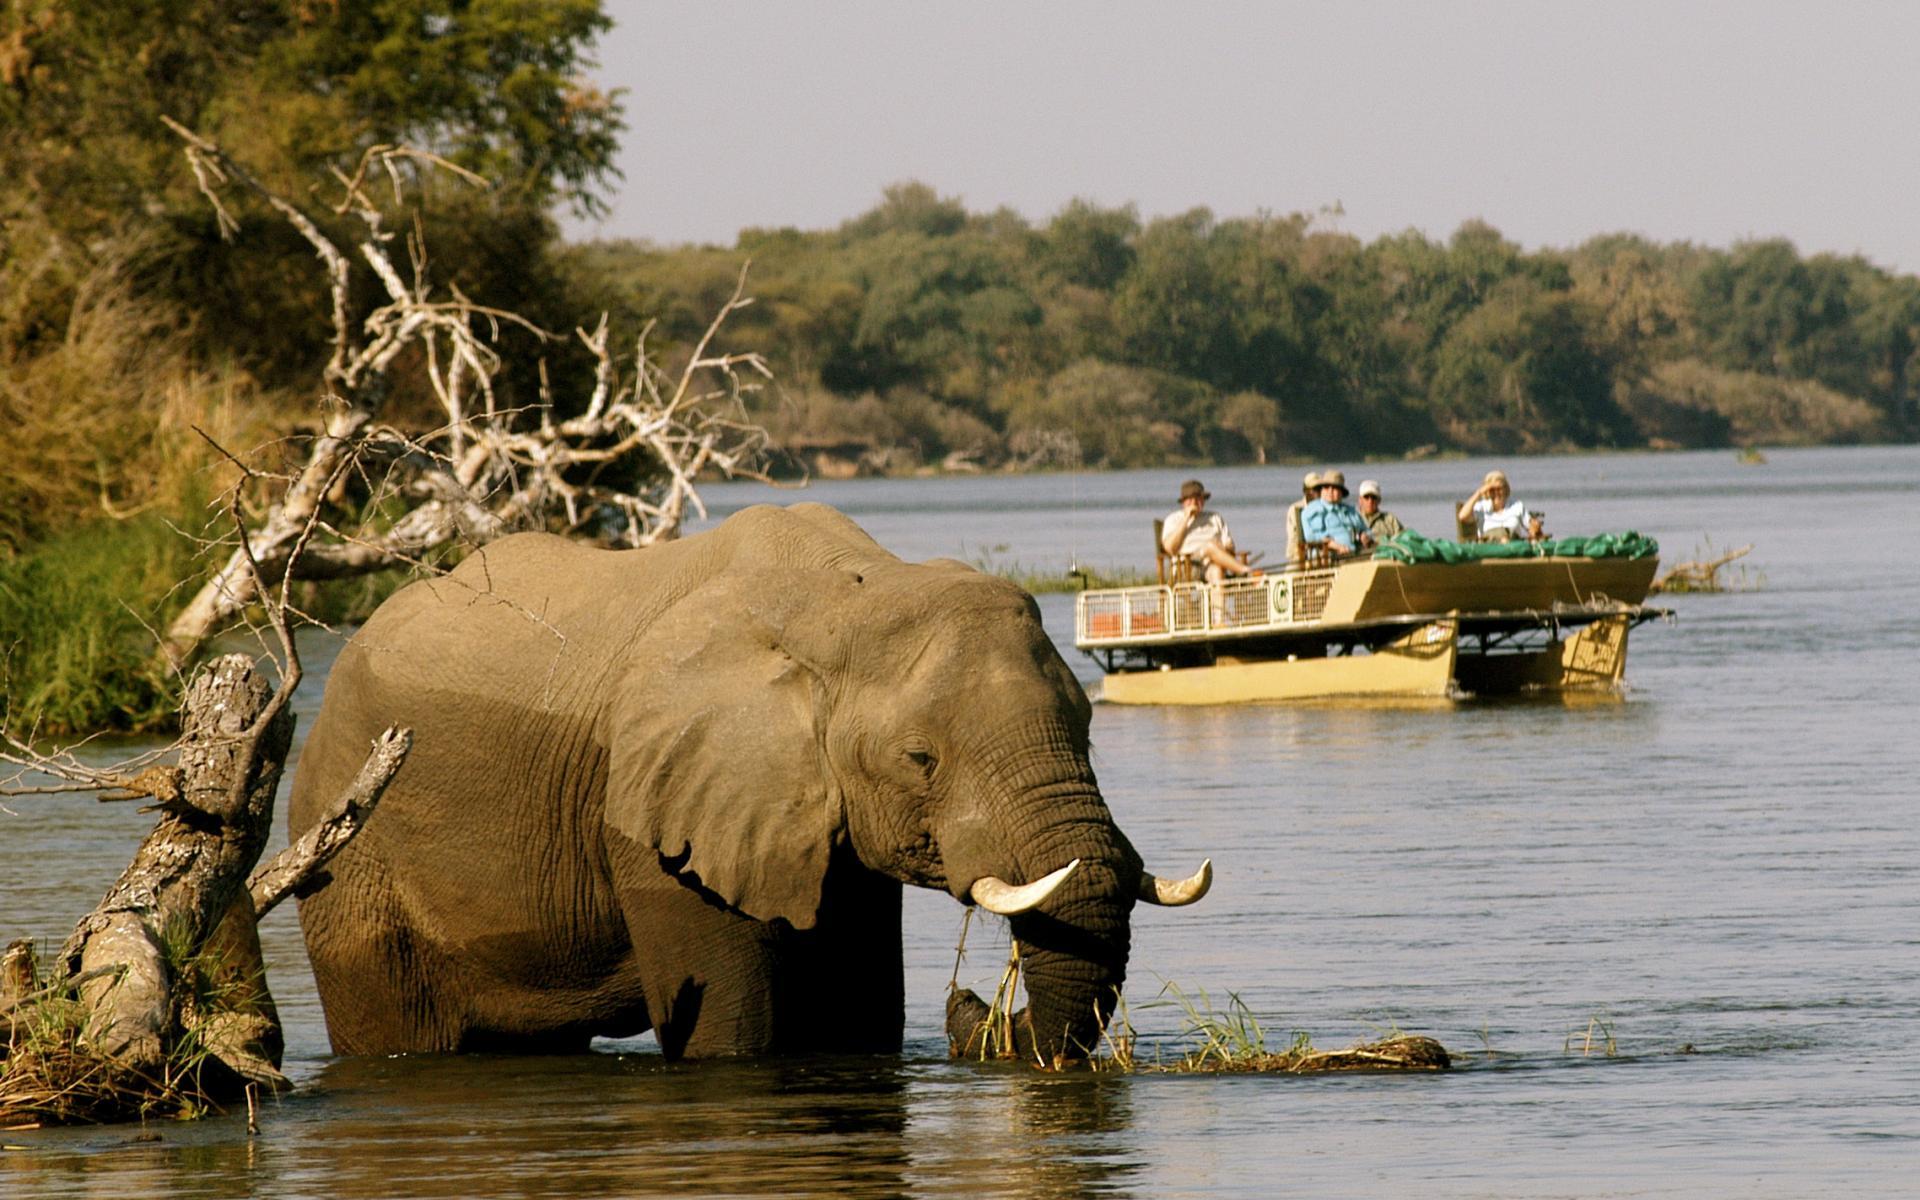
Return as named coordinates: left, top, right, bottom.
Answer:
left=3, top=655, right=410, bottom=1126
left=57, top=655, right=293, bottom=1089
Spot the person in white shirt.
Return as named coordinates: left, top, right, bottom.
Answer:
left=1457, top=469, right=1533, bottom=542
left=1161, top=479, right=1257, bottom=582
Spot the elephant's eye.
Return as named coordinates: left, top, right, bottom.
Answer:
left=903, top=745, right=937, bottom=774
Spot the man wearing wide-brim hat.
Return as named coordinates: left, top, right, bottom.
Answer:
left=1161, top=479, right=1257, bottom=583
left=1285, top=469, right=1322, bottom=565
left=1301, top=469, right=1374, bottom=559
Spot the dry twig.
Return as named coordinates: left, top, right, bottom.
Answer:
left=1651, top=543, right=1753, bottom=593
left=156, top=121, right=771, bottom=670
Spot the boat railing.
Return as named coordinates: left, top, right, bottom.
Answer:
left=1077, top=568, right=1340, bottom=644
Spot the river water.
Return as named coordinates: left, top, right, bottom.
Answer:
left=5, top=445, right=1918, bottom=1197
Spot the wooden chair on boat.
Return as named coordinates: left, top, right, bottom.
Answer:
left=1153, top=518, right=1201, bottom=585
left=1154, top=519, right=1260, bottom=583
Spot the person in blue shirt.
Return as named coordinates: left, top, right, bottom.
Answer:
left=1300, top=469, right=1374, bottom=559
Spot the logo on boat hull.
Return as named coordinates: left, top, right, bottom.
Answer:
left=1268, top=577, right=1293, bottom=621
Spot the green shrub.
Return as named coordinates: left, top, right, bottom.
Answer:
left=0, top=514, right=206, bottom=736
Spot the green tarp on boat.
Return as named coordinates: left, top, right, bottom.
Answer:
left=1372, top=530, right=1659, bottom=564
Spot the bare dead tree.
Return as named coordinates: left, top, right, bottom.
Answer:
left=155, top=118, right=772, bottom=671
left=2, top=491, right=409, bottom=1121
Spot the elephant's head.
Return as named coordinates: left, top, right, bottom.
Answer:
left=603, top=504, right=1208, bottom=1063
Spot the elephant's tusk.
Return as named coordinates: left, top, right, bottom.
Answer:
left=1138, top=858, right=1212, bottom=906
left=969, top=859, right=1081, bottom=915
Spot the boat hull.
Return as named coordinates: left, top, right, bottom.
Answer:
left=1098, top=620, right=1458, bottom=705
left=1076, top=551, right=1662, bottom=706
left=1093, top=613, right=1639, bottom=706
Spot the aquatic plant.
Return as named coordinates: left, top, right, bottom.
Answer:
left=963, top=543, right=1152, bottom=594
left=0, top=932, right=266, bottom=1128
left=1566, top=1014, right=1618, bottom=1059
left=1650, top=536, right=1762, bottom=594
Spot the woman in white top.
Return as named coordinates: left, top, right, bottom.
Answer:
left=1457, top=469, right=1532, bottom=542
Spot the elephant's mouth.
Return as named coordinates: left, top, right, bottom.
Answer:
left=946, top=858, right=1213, bottom=1067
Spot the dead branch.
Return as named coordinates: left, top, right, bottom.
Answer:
left=1651, top=543, right=1753, bottom=594
left=249, top=726, right=410, bottom=919
left=2, top=485, right=399, bottom=1121
left=155, top=122, right=772, bottom=671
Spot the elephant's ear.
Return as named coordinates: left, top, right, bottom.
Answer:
left=603, top=579, right=842, bottom=930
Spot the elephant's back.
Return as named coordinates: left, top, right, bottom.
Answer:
left=288, top=534, right=652, bottom=970
left=288, top=507, right=901, bottom=832
left=289, top=533, right=676, bottom=831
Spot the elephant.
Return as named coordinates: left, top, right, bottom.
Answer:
left=288, top=503, right=1209, bottom=1064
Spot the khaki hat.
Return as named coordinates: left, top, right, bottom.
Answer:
left=1482, top=469, right=1509, bottom=489
left=1358, top=479, right=1381, bottom=499
left=1300, top=470, right=1322, bottom=493
left=1319, top=469, right=1348, bottom=494
left=1178, top=479, right=1209, bottom=502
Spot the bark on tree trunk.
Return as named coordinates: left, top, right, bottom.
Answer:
left=59, top=654, right=294, bottom=1085
left=4, top=656, right=409, bottom=1120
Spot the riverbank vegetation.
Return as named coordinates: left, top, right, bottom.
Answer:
left=3, top=3, right=1915, bottom=735
left=569, top=193, right=1920, bottom=475
left=2, top=2, right=613, bottom=729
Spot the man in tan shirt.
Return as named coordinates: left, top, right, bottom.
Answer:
left=1357, top=479, right=1405, bottom=540
left=1161, top=479, right=1257, bottom=583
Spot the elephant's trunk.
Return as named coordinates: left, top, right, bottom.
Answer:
left=944, top=841, right=1133, bottom=1064
left=938, top=717, right=1141, bottom=1065
left=1006, top=861, right=1132, bottom=1062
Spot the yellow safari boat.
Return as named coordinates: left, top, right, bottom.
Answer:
left=1073, top=533, right=1668, bottom=705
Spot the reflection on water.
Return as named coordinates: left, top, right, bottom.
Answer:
left=7, top=447, right=1920, bottom=1197
left=7, top=1056, right=1150, bottom=1199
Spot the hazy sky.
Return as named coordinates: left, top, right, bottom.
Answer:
left=567, top=2, right=1920, bottom=273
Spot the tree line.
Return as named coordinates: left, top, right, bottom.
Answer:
left=565, top=185, right=1918, bottom=474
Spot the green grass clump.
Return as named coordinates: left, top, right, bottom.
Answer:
left=1, top=929, right=266, bottom=1127
left=1096, top=982, right=1451, bottom=1075
left=0, top=513, right=208, bottom=736
left=963, top=543, right=1152, bottom=594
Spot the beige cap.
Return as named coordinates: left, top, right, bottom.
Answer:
left=1320, top=469, right=1348, bottom=494
left=1301, top=470, right=1322, bottom=492
left=1358, top=479, right=1381, bottom=498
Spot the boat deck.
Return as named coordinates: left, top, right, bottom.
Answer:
left=1072, top=553, right=1668, bottom=703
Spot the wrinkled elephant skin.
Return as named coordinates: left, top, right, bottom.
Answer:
left=290, top=503, right=1184, bottom=1063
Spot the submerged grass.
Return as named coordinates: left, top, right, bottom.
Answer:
left=1566, top=1013, right=1618, bottom=1058
left=0, top=929, right=266, bottom=1128
left=963, top=543, right=1152, bottom=594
